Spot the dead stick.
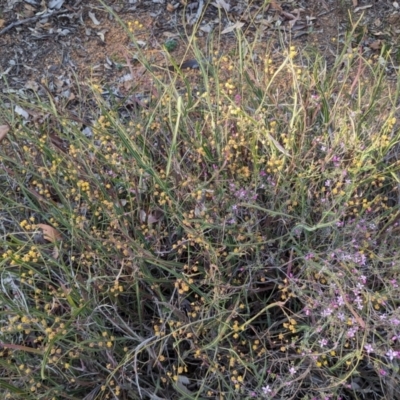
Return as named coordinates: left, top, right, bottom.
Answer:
left=0, top=9, right=67, bottom=36
left=349, top=46, right=365, bottom=97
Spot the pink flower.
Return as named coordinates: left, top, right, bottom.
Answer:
left=364, top=343, right=374, bottom=354
left=386, top=349, right=399, bottom=361
left=262, top=385, right=272, bottom=394
left=305, top=253, right=314, bottom=260
left=319, top=338, right=328, bottom=347
left=234, top=94, right=242, bottom=105
left=337, top=312, right=345, bottom=321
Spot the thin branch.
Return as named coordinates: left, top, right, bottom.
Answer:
left=0, top=9, right=67, bottom=36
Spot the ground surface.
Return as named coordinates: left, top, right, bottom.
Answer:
left=1, top=0, right=400, bottom=98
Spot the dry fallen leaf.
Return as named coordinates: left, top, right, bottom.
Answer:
left=48, top=0, right=65, bottom=9
left=0, top=125, right=10, bottom=142
left=52, top=246, right=59, bottom=260
left=211, top=0, right=230, bottom=12
left=369, top=40, right=382, bottom=50
left=221, top=21, right=244, bottom=34
left=140, top=209, right=164, bottom=224
left=163, top=31, right=179, bottom=38
left=88, top=11, right=101, bottom=25
left=23, top=4, right=36, bottom=18
left=167, top=3, right=175, bottom=12
left=15, top=105, right=29, bottom=119
left=148, top=209, right=164, bottom=224
left=354, top=4, right=372, bottom=12
left=388, top=14, right=400, bottom=24
left=25, top=80, right=39, bottom=91
left=0, top=19, right=5, bottom=28
left=270, top=0, right=282, bottom=12
left=96, top=29, right=108, bottom=42
left=200, top=23, right=213, bottom=33
left=139, top=209, right=147, bottom=223
left=34, top=224, right=62, bottom=243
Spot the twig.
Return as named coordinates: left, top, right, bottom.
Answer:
left=349, top=46, right=365, bottom=97
left=317, top=8, right=337, bottom=17
left=0, top=9, right=67, bottom=36
left=122, top=48, right=135, bottom=80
